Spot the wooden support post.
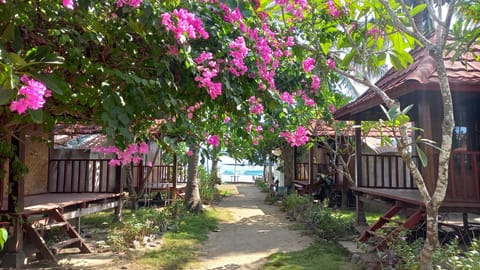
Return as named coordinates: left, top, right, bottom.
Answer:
left=114, top=165, right=123, bottom=222
left=354, top=120, right=368, bottom=226
left=418, top=91, right=436, bottom=194
left=3, top=135, right=26, bottom=268
left=172, top=153, right=177, bottom=200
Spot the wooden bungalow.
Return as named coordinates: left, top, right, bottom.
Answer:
left=289, top=120, right=353, bottom=205
left=334, top=37, right=480, bottom=248
left=0, top=125, right=184, bottom=268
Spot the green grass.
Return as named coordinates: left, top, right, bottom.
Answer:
left=262, top=241, right=358, bottom=270
left=336, top=209, right=403, bottom=225
left=80, top=210, right=117, bottom=227
left=136, top=208, right=229, bottom=269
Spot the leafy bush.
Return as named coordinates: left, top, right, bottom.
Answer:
left=108, top=208, right=168, bottom=251
left=303, top=204, right=355, bottom=240
left=379, top=235, right=480, bottom=269
left=198, top=166, right=220, bottom=204
left=255, top=179, right=270, bottom=192
left=281, top=193, right=312, bottom=220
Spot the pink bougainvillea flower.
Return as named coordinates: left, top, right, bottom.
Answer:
left=138, top=142, right=149, bottom=154
left=329, top=104, right=336, bottom=113
left=246, top=122, right=252, bottom=133
left=161, top=9, right=209, bottom=44
left=280, top=92, right=295, bottom=105
left=117, top=0, right=143, bottom=8
left=166, top=45, right=179, bottom=56
left=224, top=116, right=231, bottom=123
left=10, top=75, right=52, bottom=114
left=195, top=51, right=213, bottom=64
left=327, top=58, right=336, bottom=69
left=303, top=57, right=315, bottom=72
left=109, top=159, right=122, bottom=166
left=63, top=0, right=74, bottom=10
left=96, top=142, right=149, bottom=166
left=311, top=75, right=321, bottom=90
left=327, top=0, right=340, bottom=17
left=250, top=103, right=264, bottom=115
left=146, top=161, right=153, bottom=167
left=279, top=126, right=309, bottom=147
left=228, top=36, right=249, bottom=76
left=252, top=139, right=259, bottom=145
left=302, top=95, right=316, bottom=107
left=207, top=134, right=220, bottom=147
left=187, top=150, right=193, bottom=156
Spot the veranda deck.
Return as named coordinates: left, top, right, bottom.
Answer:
left=1, top=192, right=123, bottom=217
left=353, top=187, right=480, bottom=212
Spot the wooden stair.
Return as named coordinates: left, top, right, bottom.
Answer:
left=358, top=202, right=425, bottom=251
left=24, top=208, right=92, bottom=262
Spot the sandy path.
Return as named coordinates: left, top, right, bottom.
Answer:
left=191, top=184, right=312, bottom=270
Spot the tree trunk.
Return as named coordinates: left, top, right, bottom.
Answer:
left=125, top=164, right=139, bottom=212
left=420, top=203, right=440, bottom=270
left=211, top=150, right=220, bottom=185
left=185, top=144, right=203, bottom=213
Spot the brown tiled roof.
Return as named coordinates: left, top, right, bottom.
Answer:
left=308, top=119, right=409, bottom=138
left=334, top=35, right=480, bottom=120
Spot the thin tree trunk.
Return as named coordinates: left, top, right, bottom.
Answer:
left=185, top=144, right=203, bottom=213
left=211, top=150, right=220, bottom=185
left=125, top=164, right=139, bottom=212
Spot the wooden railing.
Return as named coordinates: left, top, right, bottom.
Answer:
left=49, top=159, right=119, bottom=193
left=132, top=165, right=175, bottom=189
left=295, top=162, right=347, bottom=188
left=359, top=151, right=480, bottom=204
left=359, top=154, right=417, bottom=189
left=446, top=151, right=480, bottom=203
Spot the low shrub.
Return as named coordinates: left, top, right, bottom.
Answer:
left=107, top=208, right=168, bottom=251
left=255, top=179, right=270, bottom=192
left=303, top=204, right=355, bottom=240
left=377, top=234, right=480, bottom=269
left=281, top=193, right=312, bottom=220
left=198, top=166, right=220, bottom=204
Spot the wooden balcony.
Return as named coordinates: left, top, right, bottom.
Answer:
left=49, top=158, right=120, bottom=193
left=355, top=151, right=480, bottom=210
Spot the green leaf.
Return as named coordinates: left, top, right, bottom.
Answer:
left=0, top=85, right=14, bottom=105
left=0, top=227, right=7, bottom=250
left=410, top=3, right=427, bottom=17
left=224, top=0, right=238, bottom=10
left=35, top=74, right=65, bottom=95
left=29, top=109, right=44, bottom=124
left=380, top=105, right=390, bottom=121
left=416, top=146, right=428, bottom=167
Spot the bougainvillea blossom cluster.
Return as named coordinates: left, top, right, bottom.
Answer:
left=94, top=142, right=149, bottom=166
left=186, top=102, right=203, bottom=119
left=303, top=57, right=315, bottom=72
left=10, top=75, right=52, bottom=114
left=206, top=134, right=220, bottom=147
left=228, top=36, right=249, bottom=76
left=161, top=9, right=209, bottom=44
left=248, top=96, right=264, bottom=115
left=194, top=52, right=223, bottom=99
left=117, top=0, right=143, bottom=8
left=327, top=0, right=340, bottom=17
left=279, top=126, right=309, bottom=147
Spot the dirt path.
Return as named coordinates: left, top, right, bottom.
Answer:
left=31, top=184, right=311, bottom=269
left=190, top=184, right=312, bottom=270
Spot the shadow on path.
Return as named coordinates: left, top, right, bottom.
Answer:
left=192, top=184, right=312, bottom=270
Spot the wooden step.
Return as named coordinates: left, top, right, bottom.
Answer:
left=380, top=217, right=404, bottom=225
left=366, top=230, right=387, bottom=240
left=43, top=222, right=69, bottom=230
left=51, top=238, right=81, bottom=254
